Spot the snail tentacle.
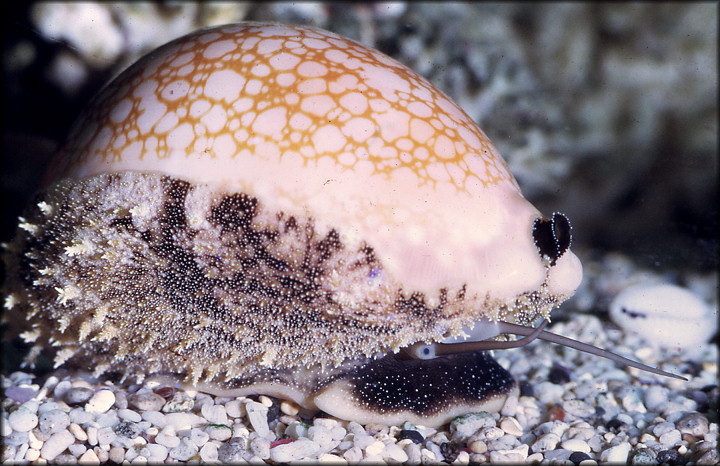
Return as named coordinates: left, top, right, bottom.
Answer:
left=408, top=319, right=687, bottom=381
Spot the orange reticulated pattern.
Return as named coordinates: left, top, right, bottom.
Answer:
left=53, top=23, right=516, bottom=191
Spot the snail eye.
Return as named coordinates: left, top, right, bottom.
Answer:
left=533, top=212, right=572, bottom=266
left=621, top=307, right=647, bottom=319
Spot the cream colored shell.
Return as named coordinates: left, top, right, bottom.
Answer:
left=4, top=22, right=586, bottom=426
left=49, top=22, right=582, bottom=307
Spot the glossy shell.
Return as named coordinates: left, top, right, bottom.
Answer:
left=610, top=283, right=716, bottom=355
left=4, top=23, right=582, bottom=426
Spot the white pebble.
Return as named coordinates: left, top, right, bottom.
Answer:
left=165, top=412, right=204, bottom=430
left=270, top=438, right=320, bottom=462
left=532, top=433, right=560, bottom=452
left=86, top=426, right=98, bottom=446
left=561, top=438, right=591, bottom=453
left=109, top=446, right=125, bottom=462
left=246, top=401, right=270, bottom=437
left=140, top=443, right=169, bottom=462
left=490, top=444, right=528, bottom=463
left=488, top=434, right=518, bottom=451
left=338, top=439, right=354, bottom=451
left=343, top=446, right=363, bottom=463
left=308, top=426, right=335, bottom=452
left=53, top=380, right=73, bottom=399
left=677, top=412, right=709, bottom=436
left=1, top=418, right=12, bottom=436
left=28, top=430, right=43, bottom=449
left=199, top=442, right=218, bottom=462
left=85, top=390, right=115, bottom=413
left=430, top=431, right=450, bottom=444
left=68, top=443, right=87, bottom=456
left=22, top=399, right=41, bottom=413
left=194, top=393, right=214, bottom=411
left=206, top=424, right=232, bottom=441
left=535, top=382, right=565, bottom=404
left=313, top=418, right=339, bottom=430
left=96, top=410, right=120, bottom=427
left=69, top=422, right=88, bottom=442
left=426, top=442, right=443, bottom=462
left=169, top=438, right=197, bottom=461
left=39, top=409, right=71, bottom=435
left=190, top=427, right=210, bottom=446
left=478, top=426, right=504, bottom=441
left=543, top=448, right=573, bottom=462
left=69, top=407, right=94, bottom=425
left=620, top=387, right=646, bottom=413
left=644, top=385, right=669, bottom=411
left=130, top=392, right=166, bottom=411
left=457, top=450, right=472, bottom=464
left=250, top=436, right=271, bottom=459
left=118, top=408, right=142, bottom=423
left=500, top=417, right=523, bottom=436
left=286, top=421, right=309, bottom=439
left=501, top=393, right=519, bottom=416
left=225, top=399, right=245, bottom=418
left=652, top=421, right=675, bottom=437
left=421, top=447, right=437, bottom=462
left=217, top=436, right=248, bottom=462
left=78, top=448, right=101, bottom=464
left=563, top=400, right=595, bottom=418
left=25, top=448, right=41, bottom=462
left=346, top=421, right=365, bottom=436
left=8, top=408, right=38, bottom=432
left=280, top=400, right=300, bottom=416
left=96, top=448, right=109, bottom=462
left=96, top=426, right=116, bottom=446
left=450, top=412, right=496, bottom=439
left=353, top=432, right=374, bottom=450
left=633, top=449, right=656, bottom=465
left=40, top=429, right=75, bottom=461
left=113, top=391, right=128, bottom=410
left=601, top=442, right=631, bottom=463
left=383, top=442, right=408, bottom=462
left=658, top=400, right=687, bottom=416
left=14, top=443, right=29, bottom=462
left=319, top=453, right=347, bottom=463
left=257, top=395, right=272, bottom=407
left=535, top=420, right=569, bottom=437
left=365, top=439, right=385, bottom=456
left=155, top=426, right=181, bottom=448
left=162, top=391, right=194, bottom=412
left=659, top=429, right=682, bottom=447
left=331, top=426, right=346, bottom=441
left=468, top=440, right=487, bottom=454
left=70, top=379, right=93, bottom=389
left=141, top=410, right=166, bottom=427
left=63, top=386, right=95, bottom=405
left=202, top=403, right=228, bottom=424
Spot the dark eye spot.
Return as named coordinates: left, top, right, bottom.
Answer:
left=533, top=212, right=572, bottom=266
left=621, top=307, right=647, bottom=319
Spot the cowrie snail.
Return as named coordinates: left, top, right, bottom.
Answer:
left=610, top=283, right=717, bottom=356
left=2, top=22, right=682, bottom=427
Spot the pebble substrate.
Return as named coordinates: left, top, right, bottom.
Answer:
left=2, top=256, right=718, bottom=464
